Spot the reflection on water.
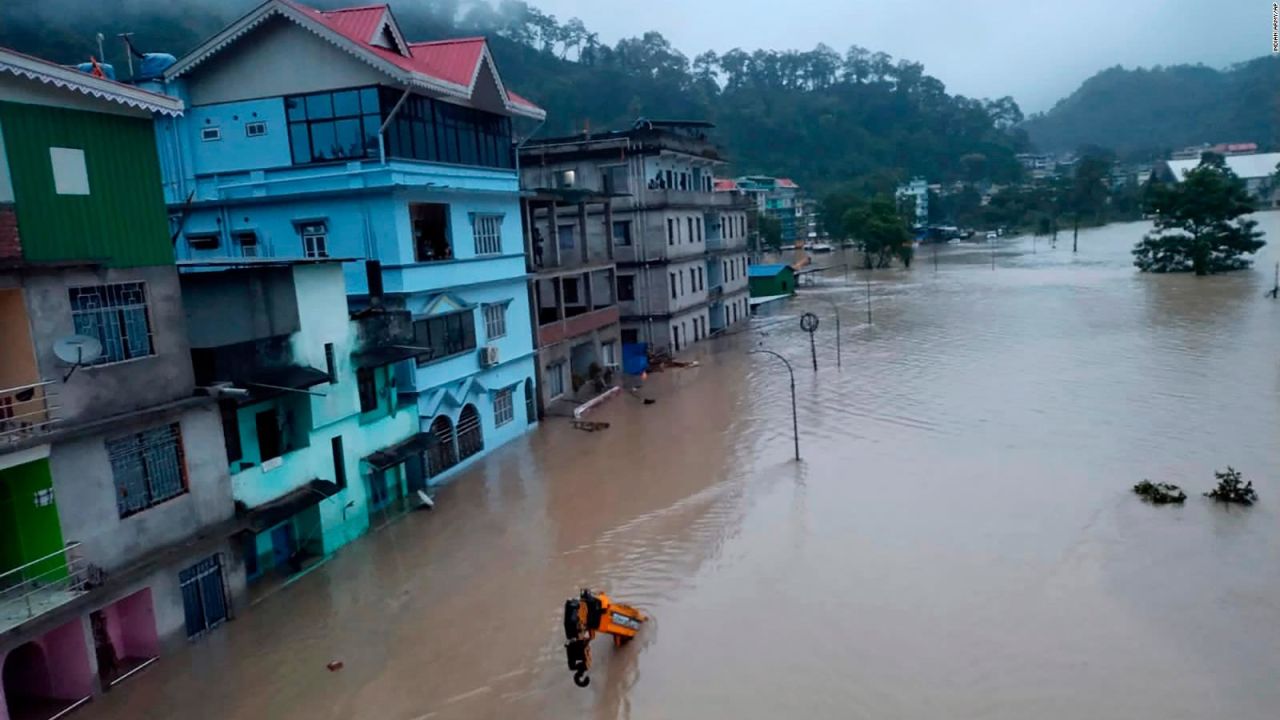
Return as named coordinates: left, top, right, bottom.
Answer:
left=89, top=218, right=1280, bottom=719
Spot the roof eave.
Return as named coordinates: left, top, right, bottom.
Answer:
left=0, top=50, right=184, bottom=116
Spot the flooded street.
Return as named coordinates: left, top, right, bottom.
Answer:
left=90, top=217, right=1279, bottom=720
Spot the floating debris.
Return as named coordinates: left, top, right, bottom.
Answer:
left=326, top=660, right=344, bottom=672
left=1205, top=467, right=1257, bottom=505
left=1133, top=480, right=1187, bottom=504
left=572, top=420, right=610, bottom=433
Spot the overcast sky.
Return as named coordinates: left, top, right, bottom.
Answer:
left=528, top=0, right=1266, bottom=113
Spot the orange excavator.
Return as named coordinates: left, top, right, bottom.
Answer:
left=563, top=589, right=647, bottom=687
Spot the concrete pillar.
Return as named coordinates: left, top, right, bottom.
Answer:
left=548, top=203, right=561, bottom=267
left=604, top=200, right=615, bottom=262
left=577, top=202, right=589, bottom=265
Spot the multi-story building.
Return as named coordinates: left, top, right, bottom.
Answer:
left=179, top=259, right=421, bottom=589
left=0, top=49, right=246, bottom=718
left=1160, top=151, right=1280, bottom=209
left=733, top=175, right=803, bottom=246
left=895, top=177, right=930, bottom=228
left=145, top=0, right=543, bottom=487
left=521, top=190, right=621, bottom=414
left=521, top=120, right=751, bottom=354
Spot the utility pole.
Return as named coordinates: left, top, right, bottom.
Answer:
left=95, top=33, right=105, bottom=64
left=865, top=277, right=872, bottom=324
left=1269, top=262, right=1279, bottom=299
left=825, top=299, right=842, bottom=369
left=750, top=349, right=800, bottom=461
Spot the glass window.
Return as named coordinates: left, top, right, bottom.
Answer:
left=332, top=90, right=361, bottom=117
left=483, top=303, right=507, bottom=339
left=305, top=93, right=333, bottom=119
left=612, top=220, right=632, bottom=246
left=413, top=309, right=477, bottom=366
left=473, top=214, right=503, bottom=255
left=617, top=275, right=635, bottom=301
left=286, top=87, right=382, bottom=165
left=357, top=368, right=379, bottom=413
left=411, top=203, right=452, bottom=262
left=69, top=282, right=154, bottom=364
left=547, top=363, right=565, bottom=398
left=494, top=388, right=514, bottom=427
left=109, top=423, right=187, bottom=517
left=558, top=224, right=576, bottom=250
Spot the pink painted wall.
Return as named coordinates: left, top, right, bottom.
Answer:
left=38, top=618, right=94, bottom=700
left=102, top=588, right=160, bottom=660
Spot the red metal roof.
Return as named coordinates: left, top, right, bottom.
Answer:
left=279, top=1, right=541, bottom=113
left=776, top=178, right=799, bottom=188
left=714, top=178, right=738, bottom=192
left=408, top=38, right=485, bottom=88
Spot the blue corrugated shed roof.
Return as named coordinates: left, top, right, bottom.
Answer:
left=748, top=263, right=790, bottom=278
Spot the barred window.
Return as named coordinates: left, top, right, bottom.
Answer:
left=69, top=282, right=154, bottom=364
left=482, top=303, right=507, bottom=339
left=494, top=388, right=514, bottom=427
left=472, top=214, right=503, bottom=255
left=456, top=404, right=484, bottom=460
left=108, top=423, right=188, bottom=517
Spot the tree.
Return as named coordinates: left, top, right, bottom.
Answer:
left=756, top=212, right=783, bottom=251
left=844, top=197, right=912, bottom=269
left=1067, top=154, right=1111, bottom=251
left=1132, top=156, right=1264, bottom=275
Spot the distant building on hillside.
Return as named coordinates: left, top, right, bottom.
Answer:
left=895, top=178, right=930, bottom=227
left=731, top=176, right=804, bottom=247
left=1159, top=152, right=1280, bottom=208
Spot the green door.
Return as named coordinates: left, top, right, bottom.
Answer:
left=0, top=459, right=67, bottom=583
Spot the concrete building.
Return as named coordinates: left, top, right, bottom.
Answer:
left=0, top=49, right=245, bottom=720
left=521, top=190, right=621, bottom=415
left=1161, top=152, right=1280, bottom=209
left=895, top=177, right=930, bottom=228
left=732, top=176, right=804, bottom=246
left=179, top=259, right=420, bottom=589
left=521, top=120, right=751, bottom=354
left=146, top=0, right=544, bottom=488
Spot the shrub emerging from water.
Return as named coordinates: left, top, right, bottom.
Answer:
left=1205, top=467, right=1257, bottom=505
left=1133, top=480, right=1186, bottom=504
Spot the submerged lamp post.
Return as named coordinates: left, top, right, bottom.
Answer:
left=750, top=349, right=800, bottom=461
left=822, top=299, right=842, bottom=369
left=799, top=312, right=820, bottom=371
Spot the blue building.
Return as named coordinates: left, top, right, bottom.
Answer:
left=146, top=0, right=544, bottom=489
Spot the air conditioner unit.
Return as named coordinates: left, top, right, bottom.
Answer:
left=479, top=345, right=500, bottom=367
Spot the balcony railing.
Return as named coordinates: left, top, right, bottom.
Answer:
left=707, top=285, right=724, bottom=301
left=0, top=542, right=92, bottom=634
left=0, top=380, right=60, bottom=448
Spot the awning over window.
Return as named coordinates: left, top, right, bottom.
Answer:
left=246, top=365, right=331, bottom=399
left=363, top=432, right=431, bottom=472
left=239, top=479, right=340, bottom=532
left=352, top=345, right=423, bottom=370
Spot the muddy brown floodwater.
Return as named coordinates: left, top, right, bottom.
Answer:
left=89, top=218, right=1280, bottom=720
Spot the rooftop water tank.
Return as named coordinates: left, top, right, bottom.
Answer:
left=137, top=53, right=177, bottom=80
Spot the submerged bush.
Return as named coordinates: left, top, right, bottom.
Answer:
left=1205, top=467, right=1257, bottom=505
left=1133, top=480, right=1186, bottom=504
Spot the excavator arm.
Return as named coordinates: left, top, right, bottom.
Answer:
left=563, top=589, right=647, bottom=687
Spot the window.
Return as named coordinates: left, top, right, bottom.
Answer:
left=324, top=343, right=337, bottom=383
left=558, top=224, right=576, bottom=250
left=494, top=388, right=514, bottom=427
left=601, top=341, right=617, bottom=367
left=696, top=267, right=704, bottom=291
left=696, top=218, right=703, bottom=243
left=379, top=88, right=514, bottom=169
left=200, top=127, right=221, bottom=142
left=108, top=423, right=187, bottom=517
left=245, top=121, right=267, bottom=137
left=300, top=222, right=328, bottom=258
left=555, top=169, right=576, bottom=188
left=483, top=303, right=507, bottom=339
left=235, top=231, right=259, bottom=257
left=525, top=379, right=536, bottom=423
left=670, top=273, right=677, bottom=300
left=602, top=165, right=629, bottom=194
left=687, top=218, right=694, bottom=245
left=667, top=218, right=674, bottom=246
left=622, top=329, right=639, bottom=344
left=665, top=169, right=674, bottom=189
left=679, top=270, right=685, bottom=295
left=188, top=233, right=220, bottom=250
left=411, top=203, right=452, bottom=262
left=180, top=555, right=228, bottom=639
left=612, top=220, right=633, bottom=246
left=357, top=367, right=379, bottom=413
left=426, top=415, right=457, bottom=477
left=49, top=147, right=89, bottom=195
left=285, top=87, right=380, bottom=164
left=617, top=275, right=635, bottom=301
left=457, top=404, right=484, bottom=460
left=331, top=436, right=347, bottom=489
left=563, top=277, right=581, bottom=304
left=472, top=214, right=503, bottom=255
left=69, top=282, right=153, bottom=364
left=412, top=310, right=477, bottom=365
left=547, top=362, right=565, bottom=398
left=255, top=408, right=283, bottom=462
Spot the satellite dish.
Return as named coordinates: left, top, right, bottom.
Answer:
left=53, top=335, right=103, bottom=381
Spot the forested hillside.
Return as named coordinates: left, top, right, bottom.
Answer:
left=0, top=0, right=1028, bottom=192
left=1023, top=57, right=1280, bottom=159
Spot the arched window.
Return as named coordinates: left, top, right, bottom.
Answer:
left=426, top=415, right=456, bottom=477
left=456, top=404, right=483, bottom=461
left=524, top=378, right=537, bottom=423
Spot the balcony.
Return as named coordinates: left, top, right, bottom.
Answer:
left=0, top=543, right=91, bottom=635
left=538, top=306, right=620, bottom=347
left=707, top=285, right=724, bottom=301
left=0, top=380, right=60, bottom=450
left=636, top=188, right=735, bottom=210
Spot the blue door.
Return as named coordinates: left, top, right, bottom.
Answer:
left=270, top=524, right=295, bottom=570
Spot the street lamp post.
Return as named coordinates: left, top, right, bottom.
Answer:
left=750, top=349, right=800, bottom=461
left=799, top=312, right=820, bottom=372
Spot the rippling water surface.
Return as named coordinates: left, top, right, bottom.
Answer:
left=91, top=218, right=1280, bottom=719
